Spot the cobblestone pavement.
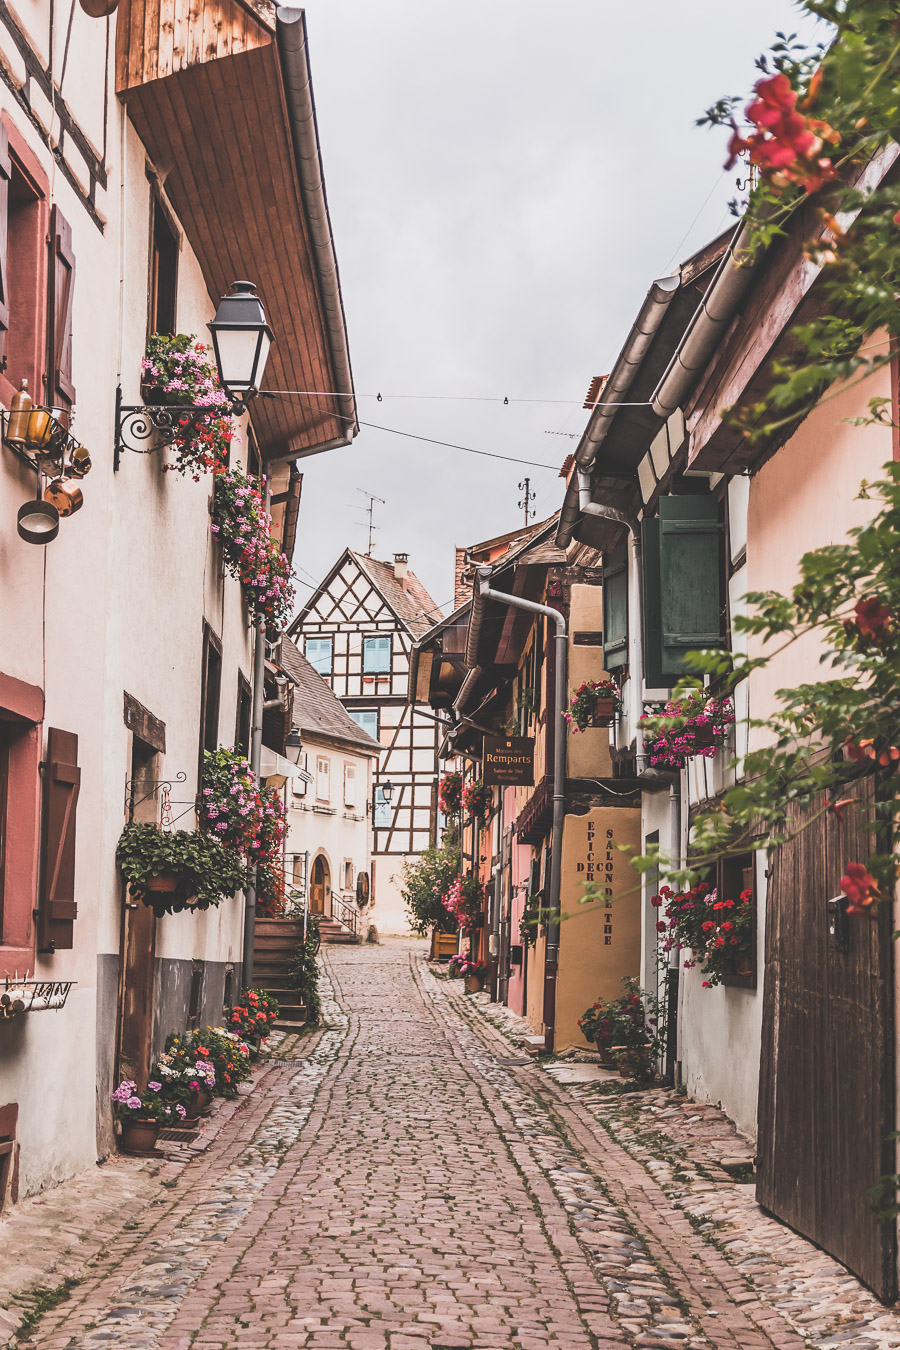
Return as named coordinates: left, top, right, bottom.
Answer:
left=14, top=939, right=900, bottom=1350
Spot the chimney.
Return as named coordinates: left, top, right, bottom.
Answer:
left=454, top=547, right=469, bottom=609
left=392, top=552, right=409, bottom=590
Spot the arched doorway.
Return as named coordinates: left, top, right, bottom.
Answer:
left=310, top=854, right=330, bottom=915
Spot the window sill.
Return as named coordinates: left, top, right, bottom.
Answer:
left=0, top=945, right=34, bottom=976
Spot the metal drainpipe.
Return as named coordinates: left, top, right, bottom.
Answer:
left=241, top=480, right=272, bottom=984
left=475, top=567, right=567, bottom=1052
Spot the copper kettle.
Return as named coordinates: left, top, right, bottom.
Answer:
left=44, top=478, right=84, bottom=517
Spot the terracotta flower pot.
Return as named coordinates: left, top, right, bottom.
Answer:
left=184, top=1095, right=202, bottom=1121
left=464, top=974, right=485, bottom=994
left=587, top=697, right=617, bottom=727
left=197, top=1089, right=212, bottom=1114
left=145, top=873, right=180, bottom=894
left=121, top=1117, right=160, bottom=1153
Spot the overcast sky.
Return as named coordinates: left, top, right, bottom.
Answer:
left=290, top=0, right=816, bottom=615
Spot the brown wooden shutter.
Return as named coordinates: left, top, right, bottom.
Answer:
left=0, top=124, right=10, bottom=365
left=37, top=728, right=80, bottom=952
left=47, top=206, right=75, bottom=411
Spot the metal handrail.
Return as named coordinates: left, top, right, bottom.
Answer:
left=329, top=891, right=359, bottom=937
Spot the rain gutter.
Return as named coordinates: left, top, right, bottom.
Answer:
left=276, top=8, right=358, bottom=443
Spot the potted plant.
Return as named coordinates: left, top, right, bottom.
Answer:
left=640, top=691, right=735, bottom=770
left=116, top=823, right=250, bottom=917
left=654, top=881, right=754, bottom=987
left=578, top=978, right=663, bottom=1082
left=461, top=779, right=492, bottom=822
left=164, top=1028, right=252, bottom=1099
left=442, top=875, right=485, bottom=934
left=229, top=988, right=279, bottom=1049
left=438, top=771, right=463, bottom=816
left=566, top=679, right=622, bottom=732
left=112, top=1079, right=183, bottom=1153
left=454, top=957, right=488, bottom=993
left=141, top=333, right=235, bottom=477
left=448, top=953, right=467, bottom=979
left=211, top=469, right=295, bottom=628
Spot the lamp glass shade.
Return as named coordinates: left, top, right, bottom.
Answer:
left=284, top=731, right=303, bottom=766
left=17, top=498, right=59, bottom=544
left=207, top=281, right=274, bottom=395
left=381, top=780, right=394, bottom=803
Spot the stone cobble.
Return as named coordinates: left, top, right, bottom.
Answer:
left=7, top=940, right=900, bottom=1350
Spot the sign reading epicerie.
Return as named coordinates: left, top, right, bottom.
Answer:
left=482, top=735, right=535, bottom=787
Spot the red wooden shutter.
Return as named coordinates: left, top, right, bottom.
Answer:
left=47, top=206, right=75, bottom=411
left=0, top=124, right=10, bottom=365
left=37, top=728, right=80, bottom=952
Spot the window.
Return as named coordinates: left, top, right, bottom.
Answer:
left=344, top=763, right=357, bottom=808
left=363, top=636, right=391, bottom=674
left=292, top=751, right=309, bottom=798
left=305, top=637, right=333, bottom=676
left=235, top=673, right=251, bottom=757
left=199, top=625, right=222, bottom=764
left=373, top=785, right=392, bottom=827
left=0, top=122, right=52, bottom=410
left=343, top=860, right=354, bottom=891
left=148, top=193, right=178, bottom=337
left=316, top=756, right=330, bottom=802
left=349, top=708, right=379, bottom=741
left=641, top=494, right=726, bottom=689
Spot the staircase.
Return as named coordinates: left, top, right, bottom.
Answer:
left=319, top=916, right=360, bottom=945
left=252, top=919, right=308, bottom=1030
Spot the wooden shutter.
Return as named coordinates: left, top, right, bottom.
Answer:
left=37, top=728, right=80, bottom=952
left=601, top=545, right=628, bottom=671
left=642, top=494, right=725, bottom=688
left=0, top=124, right=10, bottom=364
left=47, top=206, right=75, bottom=411
left=344, top=763, right=357, bottom=808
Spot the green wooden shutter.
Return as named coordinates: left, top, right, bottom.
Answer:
left=601, top=545, right=628, bottom=671
left=643, top=494, right=725, bottom=688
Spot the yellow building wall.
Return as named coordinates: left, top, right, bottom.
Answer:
left=567, top=583, right=612, bottom=778
left=556, top=805, right=642, bottom=1051
left=526, top=930, right=546, bottom=1032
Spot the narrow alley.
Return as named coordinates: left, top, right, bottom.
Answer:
left=13, top=943, right=898, bottom=1350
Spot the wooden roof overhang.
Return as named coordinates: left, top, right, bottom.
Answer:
left=116, top=2, right=357, bottom=465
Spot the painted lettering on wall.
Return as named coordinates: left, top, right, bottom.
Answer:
left=576, top=823, right=617, bottom=945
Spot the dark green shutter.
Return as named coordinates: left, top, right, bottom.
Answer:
left=601, top=545, right=628, bottom=671
left=642, top=494, right=725, bottom=688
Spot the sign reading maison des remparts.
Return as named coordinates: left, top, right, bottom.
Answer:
left=483, top=736, right=535, bottom=787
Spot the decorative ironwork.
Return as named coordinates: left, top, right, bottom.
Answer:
left=0, top=977, right=76, bottom=1020
left=114, top=385, right=246, bottom=471
left=125, top=770, right=188, bottom=818
left=1, top=407, right=84, bottom=476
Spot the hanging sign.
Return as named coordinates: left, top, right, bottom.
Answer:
left=483, top=735, right=534, bottom=787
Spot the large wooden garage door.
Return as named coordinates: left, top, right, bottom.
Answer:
left=757, top=775, right=896, bottom=1301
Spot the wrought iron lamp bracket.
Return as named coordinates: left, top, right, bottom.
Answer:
left=114, top=386, right=246, bottom=471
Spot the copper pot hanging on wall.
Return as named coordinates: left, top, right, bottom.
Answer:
left=78, top=0, right=118, bottom=16
left=44, top=478, right=84, bottom=517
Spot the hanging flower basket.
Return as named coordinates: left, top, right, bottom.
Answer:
left=438, top=771, right=463, bottom=816
left=442, top=875, right=485, bottom=932
left=653, top=881, right=754, bottom=987
left=462, top=780, right=492, bottom=821
left=640, top=692, right=734, bottom=770
left=566, top=679, right=621, bottom=733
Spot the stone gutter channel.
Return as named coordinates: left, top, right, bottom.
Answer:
left=428, top=963, right=900, bottom=1350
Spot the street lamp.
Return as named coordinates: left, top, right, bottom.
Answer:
left=114, top=279, right=275, bottom=470
left=207, top=281, right=275, bottom=399
left=381, top=780, right=394, bottom=803
left=284, top=730, right=303, bottom=765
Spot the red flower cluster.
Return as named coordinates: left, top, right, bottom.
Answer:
left=842, top=596, right=892, bottom=648
left=462, top=780, right=492, bottom=822
left=653, top=883, right=754, bottom=988
left=438, top=772, right=463, bottom=816
left=844, top=738, right=900, bottom=769
left=211, top=469, right=295, bottom=629
left=840, top=862, right=879, bottom=916
left=726, top=72, right=839, bottom=195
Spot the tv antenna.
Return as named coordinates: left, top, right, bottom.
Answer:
left=518, top=477, right=536, bottom=527
left=357, top=488, right=386, bottom=555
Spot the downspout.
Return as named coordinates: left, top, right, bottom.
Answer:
left=474, top=566, right=566, bottom=1053
left=242, top=481, right=272, bottom=982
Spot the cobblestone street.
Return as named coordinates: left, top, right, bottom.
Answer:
left=12, top=940, right=900, bottom=1350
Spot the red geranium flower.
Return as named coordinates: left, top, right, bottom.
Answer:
left=841, top=861, right=880, bottom=915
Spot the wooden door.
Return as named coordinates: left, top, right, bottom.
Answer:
left=310, top=855, right=328, bottom=915
left=757, top=774, right=896, bottom=1300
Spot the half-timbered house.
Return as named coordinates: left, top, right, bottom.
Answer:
left=289, top=551, right=442, bottom=932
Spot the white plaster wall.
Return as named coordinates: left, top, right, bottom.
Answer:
left=678, top=851, right=767, bottom=1141
left=286, top=736, right=374, bottom=929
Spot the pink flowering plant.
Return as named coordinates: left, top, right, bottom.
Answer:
left=449, top=955, right=487, bottom=980
left=142, top=334, right=236, bottom=479
left=211, top=469, right=295, bottom=629
left=640, top=690, right=734, bottom=770
left=565, top=679, right=621, bottom=733
left=442, top=875, right=485, bottom=933
left=200, top=747, right=287, bottom=870
left=112, top=1078, right=185, bottom=1124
